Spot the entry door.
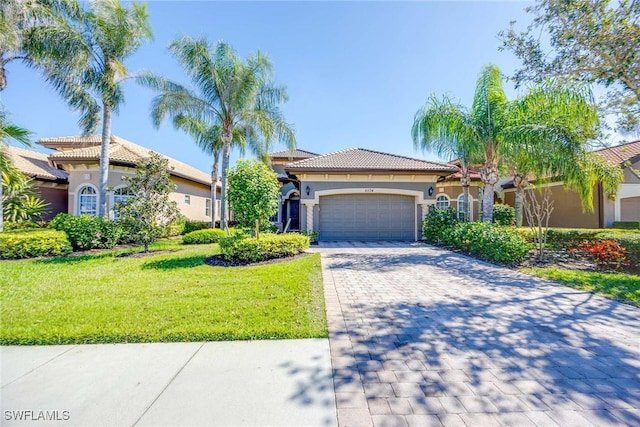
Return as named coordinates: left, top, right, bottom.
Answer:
left=289, top=199, right=300, bottom=230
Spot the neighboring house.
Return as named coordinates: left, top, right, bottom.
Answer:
left=501, top=140, right=640, bottom=228
left=38, top=135, right=221, bottom=222
left=4, top=145, right=69, bottom=220
left=273, top=148, right=457, bottom=241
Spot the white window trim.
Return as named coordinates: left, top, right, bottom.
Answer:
left=456, top=193, right=474, bottom=221
left=75, top=183, right=99, bottom=216
left=435, top=194, right=450, bottom=209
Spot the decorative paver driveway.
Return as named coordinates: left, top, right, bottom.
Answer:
left=317, top=242, right=640, bottom=427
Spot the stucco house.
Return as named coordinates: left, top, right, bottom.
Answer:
left=37, top=135, right=220, bottom=222
left=270, top=148, right=457, bottom=241
left=4, top=145, right=69, bottom=220
left=501, top=140, right=640, bottom=228
left=433, top=161, right=483, bottom=221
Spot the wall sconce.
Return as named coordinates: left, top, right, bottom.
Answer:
left=428, top=186, right=434, bottom=197
left=305, top=185, right=310, bottom=196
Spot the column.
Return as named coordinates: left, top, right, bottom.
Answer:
left=303, top=202, right=315, bottom=233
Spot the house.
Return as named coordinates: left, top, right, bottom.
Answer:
left=434, top=160, right=483, bottom=221
left=37, top=135, right=221, bottom=222
left=4, top=145, right=69, bottom=220
left=271, top=148, right=458, bottom=241
left=501, top=140, right=640, bottom=228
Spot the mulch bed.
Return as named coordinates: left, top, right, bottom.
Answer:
left=204, top=252, right=312, bottom=267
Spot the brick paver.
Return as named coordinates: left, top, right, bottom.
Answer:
left=317, top=242, right=640, bottom=427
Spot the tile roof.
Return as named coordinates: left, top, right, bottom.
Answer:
left=4, top=145, right=68, bottom=181
left=285, top=148, right=458, bottom=173
left=593, top=140, right=640, bottom=166
left=41, top=135, right=213, bottom=186
left=269, top=149, right=319, bottom=159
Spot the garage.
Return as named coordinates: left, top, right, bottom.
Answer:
left=319, top=194, right=416, bottom=241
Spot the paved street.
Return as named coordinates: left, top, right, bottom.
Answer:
left=317, top=242, right=640, bottom=427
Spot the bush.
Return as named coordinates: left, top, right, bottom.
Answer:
left=219, top=233, right=310, bottom=263
left=545, top=228, right=601, bottom=248
left=2, top=220, right=43, bottom=231
left=50, top=213, right=121, bottom=251
left=183, top=220, right=210, bottom=235
left=492, top=204, right=515, bottom=226
left=596, top=232, right=640, bottom=269
left=423, top=208, right=458, bottom=243
left=441, top=222, right=530, bottom=265
left=612, top=221, right=640, bottom=230
left=0, top=229, right=72, bottom=259
left=577, top=240, right=630, bottom=269
left=183, top=228, right=227, bottom=244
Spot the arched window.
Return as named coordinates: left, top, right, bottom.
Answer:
left=436, top=195, right=450, bottom=209
left=78, top=186, right=97, bottom=216
left=457, top=194, right=467, bottom=221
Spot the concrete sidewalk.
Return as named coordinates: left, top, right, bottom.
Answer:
left=1, top=339, right=337, bottom=427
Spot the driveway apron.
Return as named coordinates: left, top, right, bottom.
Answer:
left=317, top=242, right=640, bottom=427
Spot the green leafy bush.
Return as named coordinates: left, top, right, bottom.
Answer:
left=0, top=229, right=72, bottom=259
left=492, top=204, right=515, bottom=226
left=545, top=228, right=601, bottom=248
left=182, top=220, right=210, bottom=234
left=219, top=233, right=310, bottom=262
left=423, top=207, right=458, bottom=242
left=442, top=222, right=530, bottom=265
left=2, top=220, right=43, bottom=231
left=50, top=213, right=122, bottom=250
left=612, top=221, right=640, bottom=230
left=182, top=228, right=227, bottom=244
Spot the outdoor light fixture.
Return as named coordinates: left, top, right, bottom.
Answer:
left=305, top=185, right=310, bottom=196
left=428, top=186, right=434, bottom=197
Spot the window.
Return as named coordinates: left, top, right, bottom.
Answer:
left=205, top=199, right=211, bottom=217
left=78, top=186, right=97, bottom=216
left=457, top=194, right=467, bottom=221
left=184, top=195, right=190, bottom=205
left=113, top=187, right=134, bottom=218
left=436, top=195, right=450, bottom=209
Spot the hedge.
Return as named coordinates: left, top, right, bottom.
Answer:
left=0, top=229, right=72, bottom=259
left=50, top=213, right=121, bottom=250
left=612, top=221, right=640, bottom=230
left=219, top=233, right=310, bottom=262
left=182, top=228, right=227, bottom=244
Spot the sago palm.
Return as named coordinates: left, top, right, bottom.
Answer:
left=412, top=94, right=478, bottom=221
left=139, top=37, right=296, bottom=229
left=41, top=0, right=152, bottom=217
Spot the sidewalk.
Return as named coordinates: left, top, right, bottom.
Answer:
left=1, top=339, right=337, bottom=427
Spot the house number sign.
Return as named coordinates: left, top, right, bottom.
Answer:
left=364, top=188, right=375, bottom=193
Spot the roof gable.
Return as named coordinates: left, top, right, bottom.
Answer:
left=4, top=146, right=68, bottom=181
left=285, top=148, right=458, bottom=173
left=270, top=149, right=319, bottom=160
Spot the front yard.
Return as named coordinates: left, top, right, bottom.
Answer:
left=0, top=240, right=327, bottom=345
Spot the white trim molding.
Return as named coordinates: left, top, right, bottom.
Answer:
left=74, top=183, right=99, bottom=216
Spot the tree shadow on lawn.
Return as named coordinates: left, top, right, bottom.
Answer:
left=142, top=255, right=205, bottom=270
left=290, top=248, right=640, bottom=425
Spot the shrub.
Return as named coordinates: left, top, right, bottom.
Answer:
left=446, top=222, right=530, bottom=265
left=0, top=229, right=72, bottom=259
left=183, top=228, right=227, bottom=244
left=2, top=220, right=43, bottom=231
left=219, top=233, right=310, bottom=263
left=423, top=208, right=458, bottom=243
left=50, top=213, right=121, bottom=250
left=577, top=240, right=630, bottom=269
left=492, top=204, right=515, bottom=226
left=183, top=220, right=210, bottom=235
left=612, top=221, right=640, bottom=230
left=545, top=228, right=601, bottom=248
left=596, top=232, right=640, bottom=269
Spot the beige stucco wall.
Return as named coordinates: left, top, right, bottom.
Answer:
left=435, top=183, right=481, bottom=221
left=35, top=182, right=68, bottom=221
left=65, top=164, right=218, bottom=222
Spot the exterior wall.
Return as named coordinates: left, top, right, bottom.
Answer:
left=622, top=158, right=640, bottom=183
left=65, top=164, right=218, bottom=222
left=503, top=183, right=601, bottom=228
left=35, top=183, right=68, bottom=220
left=435, top=182, right=481, bottom=221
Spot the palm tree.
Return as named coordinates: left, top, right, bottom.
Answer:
left=41, top=0, right=152, bottom=217
left=412, top=94, right=478, bottom=221
left=0, top=107, right=32, bottom=231
left=412, top=64, right=619, bottom=222
left=139, top=37, right=296, bottom=229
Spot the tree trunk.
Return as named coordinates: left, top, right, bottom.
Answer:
left=0, top=63, right=6, bottom=92
left=255, top=219, right=260, bottom=240
left=98, top=102, right=112, bottom=217
left=211, top=153, right=219, bottom=228
left=512, top=174, right=529, bottom=227
left=219, top=133, right=232, bottom=230
left=460, top=172, right=471, bottom=222
left=480, top=161, right=499, bottom=222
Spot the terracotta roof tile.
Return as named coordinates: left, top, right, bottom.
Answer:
left=270, top=149, right=319, bottom=159
left=593, top=140, right=640, bottom=166
left=41, top=135, right=213, bottom=186
left=285, top=148, right=458, bottom=173
left=4, top=146, right=68, bottom=181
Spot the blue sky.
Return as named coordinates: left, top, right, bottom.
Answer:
left=1, top=1, right=533, bottom=174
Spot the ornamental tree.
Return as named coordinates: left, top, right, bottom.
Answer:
left=227, top=159, right=280, bottom=239
left=115, top=152, right=180, bottom=252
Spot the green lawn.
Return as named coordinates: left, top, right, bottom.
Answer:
left=522, top=267, right=640, bottom=306
left=0, top=240, right=327, bottom=345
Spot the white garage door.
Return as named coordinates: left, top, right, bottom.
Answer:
left=319, top=194, right=416, bottom=241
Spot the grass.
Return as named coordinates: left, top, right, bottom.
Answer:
left=522, top=267, right=640, bottom=306
left=0, top=240, right=327, bottom=345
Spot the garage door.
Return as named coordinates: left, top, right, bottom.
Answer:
left=319, top=194, right=416, bottom=241
left=621, top=197, right=640, bottom=221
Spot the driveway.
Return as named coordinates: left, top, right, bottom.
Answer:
left=317, top=242, right=640, bottom=427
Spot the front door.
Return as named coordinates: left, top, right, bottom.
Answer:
left=289, top=199, right=300, bottom=230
